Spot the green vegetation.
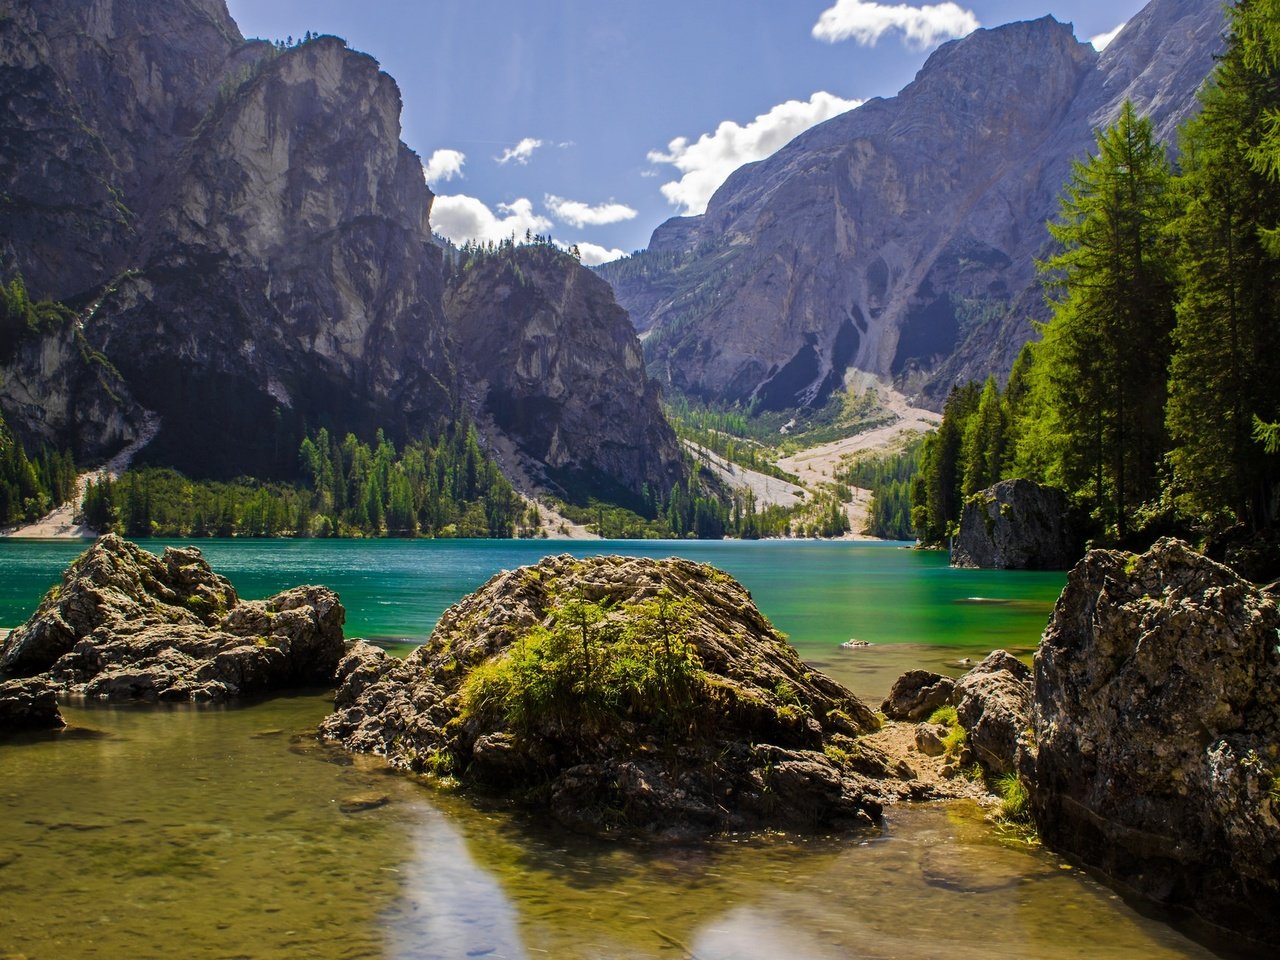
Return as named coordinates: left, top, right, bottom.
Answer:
left=0, top=274, right=75, bottom=361
left=664, top=397, right=798, bottom=483
left=459, top=591, right=704, bottom=736
left=81, top=421, right=525, bottom=538
left=0, top=408, right=77, bottom=528
left=927, top=704, right=968, bottom=762
left=911, top=4, right=1280, bottom=552
left=994, top=773, right=1032, bottom=823
left=838, top=440, right=923, bottom=539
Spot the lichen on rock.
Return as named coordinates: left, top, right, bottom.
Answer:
left=321, top=553, right=893, bottom=840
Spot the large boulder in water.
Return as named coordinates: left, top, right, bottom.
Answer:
left=1030, top=538, right=1280, bottom=944
left=952, top=478, right=1082, bottom=570
left=321, top=553, right=891, bottom=840
left=0, top=535, right=346, bottom=702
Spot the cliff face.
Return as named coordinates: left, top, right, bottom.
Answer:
left=83, top=37, right=455, bottom=477
left=0, top=0, right=249, bottom=300
left=445, top=246, right=685, bottom=505
left=0, top=1, right=680, bottom=502
left=600, top=0, right=1224, bottom=410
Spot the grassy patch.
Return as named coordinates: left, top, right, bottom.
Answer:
left=459, top=591, right=705, bottom=737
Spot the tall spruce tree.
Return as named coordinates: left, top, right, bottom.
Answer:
left=1030, top=101, right=1175, bottom=541
left=1167, top=0, right=1280, bottom=529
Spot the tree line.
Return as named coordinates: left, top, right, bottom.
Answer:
left=910, top=2, right=1280, bottom=549
left=82, top=421, right=529, bottom=539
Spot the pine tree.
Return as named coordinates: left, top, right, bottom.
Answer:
left=1166, top=0, right=1280, bottom=528
left=1031, top=101, right=1176, bottom=540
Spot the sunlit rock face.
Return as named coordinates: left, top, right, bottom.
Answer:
left=85, top=36, right=456, bottom=478
left=600, top=0, right=1225, bottom=411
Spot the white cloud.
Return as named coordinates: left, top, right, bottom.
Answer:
left=812, top=0, right=979, bottom=49
left=1090, top=22, right=1125, bottom=51
left=431, top=194, right=552, bottom=246
left=648, top=91, right=863, bottom=216
left=573, top=242, right=627, bottom=266
left=496, top=138, right=544, bottom=165
left=545, top=195, right=638, bottom=228
left=422, top=148, right=466, bottom=184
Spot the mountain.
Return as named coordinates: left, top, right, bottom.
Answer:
left=445, top=245, right=685, bottom=508
left=598, top=0, right=1226, bottom=411
left=0, top=0, right=680, bottom=503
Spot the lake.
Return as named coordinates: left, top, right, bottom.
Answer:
left=0, top=537, right=1065, bottom=700
left=0, top=538, right=1239, bottom=958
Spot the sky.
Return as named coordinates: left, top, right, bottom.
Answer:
left=225, top=0, right=1153, bottom=264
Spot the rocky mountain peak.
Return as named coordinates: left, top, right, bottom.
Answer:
left=601, top=0, right=1225, bottom=413
left=445, top=245, right=686, bottom=507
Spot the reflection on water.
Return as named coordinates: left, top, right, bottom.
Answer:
left=0, top=696, right=1232, bottom=959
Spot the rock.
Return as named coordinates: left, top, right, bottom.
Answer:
left=444, top=245, right=686, bottom=506
left=953, top=650, right=1032, bottom=776
left=0, top=676, right=64, bottom=733
left=0, top=535, right=346, bottom=702
left=914, top=723, right=948, bottom=757
left=598, top=0, right=1224, bottom=410
left=952, top=479, right=1083, bottom=570
left=1031, top=538, right=1280, bottom=944
left=881, top=670, right=956, bottom=721
left=321, top=554, right=886, bottom=839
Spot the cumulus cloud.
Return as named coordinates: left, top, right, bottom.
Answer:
left=1090, top=22, right=1126, bottom=51
left=431, top=194, right=552, bottom=246
left=812, top=0, right=979, bottom=49
left=422, top=148, right=466, bottom=185
left=573, top=242, right=627, bottom=266
left=496, top=138, right=544, bottom=165
left=545, top=195, right=638, bottom=228
left=648, top=91, right=863, bottom=216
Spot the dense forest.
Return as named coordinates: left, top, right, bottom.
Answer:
left=81, top=423, right=529, bottom=539
left=907, top=2, right=1280, bottom=558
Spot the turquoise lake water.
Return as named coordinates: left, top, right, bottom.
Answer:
left=0, top=537, right=1065, bottom=699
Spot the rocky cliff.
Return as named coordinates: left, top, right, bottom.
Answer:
left=445, top=246, right=685, bottom=506
left=1030, top=539, right=1280, bottom=945
left=0, top=0, right=682, bottom=501
left=600, top=0, right=1224, bottom=411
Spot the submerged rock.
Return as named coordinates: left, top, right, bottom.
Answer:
left=0, top=676, right=64, bottom=733
left=952, top=478, right=1082, bottom=570
left=321, top=554, right=892, bottom=840
left=0, top=535, right=345, bottom=702
left=1031, top=538, right=1280, bottom=944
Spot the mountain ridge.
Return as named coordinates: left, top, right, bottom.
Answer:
left=600, top=0, right=1226, bottom=411
left=0, top=0, right=682, bottom=508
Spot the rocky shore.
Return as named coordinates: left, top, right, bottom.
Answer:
left=319, top=553, right=994, bottom=840
left=6, top=533, right=1276, bottom=949
left=0, top=536, right=346, bottom=723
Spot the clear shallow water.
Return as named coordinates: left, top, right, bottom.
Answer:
left=0, top=538, right=1064, bottom=700
left=0, top=695, right=1227, bottom=960
left=0, top=539, right=1248, bottom=958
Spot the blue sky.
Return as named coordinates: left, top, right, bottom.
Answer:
left=225, top=0, right=1151, bottom=262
